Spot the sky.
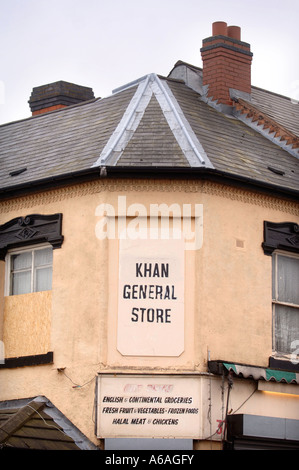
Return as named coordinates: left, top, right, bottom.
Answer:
left=0, top=0, right=298, bottom=125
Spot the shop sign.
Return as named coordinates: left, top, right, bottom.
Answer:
left=96, top=375, right=201, bottom=439
left=117, top=238, right=184, bottom=356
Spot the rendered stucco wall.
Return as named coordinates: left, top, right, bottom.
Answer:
left=0, top=178, right=298, bottom=445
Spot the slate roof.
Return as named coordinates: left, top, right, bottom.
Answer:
left=0, top=396, right=99, bottom=450
left=167, top=78, right=298, bottom=191
left=0, top=85, right=137, bottom=188
left=251, top=87, right=299, bottom=137
left=0, top=63, right=298, bottom=198
left=117, top=95, right=187, bottom=167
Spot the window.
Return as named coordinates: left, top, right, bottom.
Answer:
left=272, top=252, right=299, bottom=355
left=6, top=245, right=53, bottom=296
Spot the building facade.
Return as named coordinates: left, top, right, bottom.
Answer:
left=0, top=22, right=298, bottom=450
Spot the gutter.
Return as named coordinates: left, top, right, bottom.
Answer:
left=0, top=165, right=298, bottom=201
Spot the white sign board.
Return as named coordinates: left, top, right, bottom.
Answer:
left=97, top=375, right=201, bottom=439
left=117, top=238, right=184, bottom=356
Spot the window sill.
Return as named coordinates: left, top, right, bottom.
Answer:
left=0, top=351, right=53, bottom=369
left=269, top=356, right=299, bottom=373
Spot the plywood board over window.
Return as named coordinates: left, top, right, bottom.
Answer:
left=3, top=291, right=52, bottom=358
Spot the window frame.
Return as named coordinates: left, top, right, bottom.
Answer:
left=5, top=243, right=53, bottom=296
left=272, top=249, right=299, bottom=357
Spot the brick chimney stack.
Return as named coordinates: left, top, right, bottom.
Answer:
left=200, top=21, right=253, bottom=106
left=28, top=81, right=95, bottom=116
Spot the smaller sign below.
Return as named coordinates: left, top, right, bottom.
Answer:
left=97, top=375, right=202, bottom=439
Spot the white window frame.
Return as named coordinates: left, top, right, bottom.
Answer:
left=272, top=249, right=299, bottom=357
left=5, top=243, right=53, bottom=296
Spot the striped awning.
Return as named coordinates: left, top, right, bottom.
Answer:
left=223, top=362, right=299, bottom=384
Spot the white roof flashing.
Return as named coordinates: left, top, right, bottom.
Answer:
left=91, top=73, right=213, bottom=168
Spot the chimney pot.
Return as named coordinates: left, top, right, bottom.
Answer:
left=227, top=25, right=241, bottom=41
left=212, top=21, right=227, bottom=36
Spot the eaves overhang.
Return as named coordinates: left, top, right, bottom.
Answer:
left=0, top=165, right=298, bottom=202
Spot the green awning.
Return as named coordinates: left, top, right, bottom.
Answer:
left=223, top=362, right=299, bottom=384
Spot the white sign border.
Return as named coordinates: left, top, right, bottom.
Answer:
left=96, top=374, right=202, bottom=439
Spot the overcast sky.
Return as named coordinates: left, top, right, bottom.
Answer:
left=0, top=0, right=298, bottom=125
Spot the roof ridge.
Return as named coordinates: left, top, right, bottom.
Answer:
left=169, top=60, right=203, bottom=73
left=252, top=84, right=299, bottom=103
left=233, top=98, right=299, bottom=158
left=0, top=96, right=101, bottom=128
left=170, top=61, right=298, bottom=103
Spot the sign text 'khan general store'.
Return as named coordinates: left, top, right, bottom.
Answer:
left=117, top=239, right=184, bottom=356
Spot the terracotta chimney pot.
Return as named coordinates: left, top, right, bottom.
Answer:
left=227, top=25, right=241, bottom=41
left=212, top=21, right=228, bottom=36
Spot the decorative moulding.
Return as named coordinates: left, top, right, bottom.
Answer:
left=0, top=213, right=63, bottom=260
left=262, top=221, right=299, bottom=255
left=0, top=180, right=298, bottom=217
